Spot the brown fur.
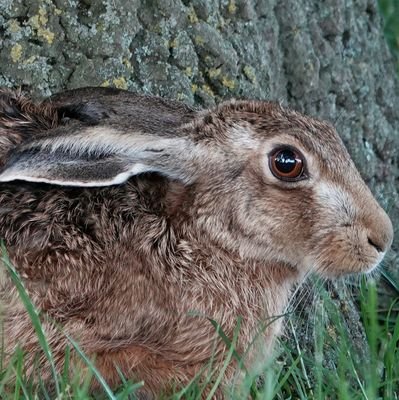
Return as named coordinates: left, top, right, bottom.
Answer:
left=0, top=87, right=393, bottom=398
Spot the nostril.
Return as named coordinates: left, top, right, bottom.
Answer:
left=367, top=236, right=384, bottom=253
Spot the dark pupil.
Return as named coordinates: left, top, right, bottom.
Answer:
left=275, top=150, right=297, bottom=173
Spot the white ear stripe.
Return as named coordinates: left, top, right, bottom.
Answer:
left=0, top=163, right=152, bottom=187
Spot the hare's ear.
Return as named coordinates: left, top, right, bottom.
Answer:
left=0, top=125, right=197, bottom=187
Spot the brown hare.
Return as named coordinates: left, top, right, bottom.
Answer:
left=0, top=87, right=393, bottom=398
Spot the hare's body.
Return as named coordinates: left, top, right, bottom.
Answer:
left=0, top=175, right=295, bottom=392
left=0, top=87, right=393, bottom=397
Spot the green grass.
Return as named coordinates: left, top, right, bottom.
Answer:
left=1, top=246, right=399, bottom=399
left=379, top=0, right=399, bottom=73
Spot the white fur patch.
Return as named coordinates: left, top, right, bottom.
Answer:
left=227, top=124, right=258, bottom=150
left=314, top=181, right=356, bottom=220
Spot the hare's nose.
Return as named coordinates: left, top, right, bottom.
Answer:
left=365, top=208, right=393, bottom=254
left=367, top=234, right=389, bottom=253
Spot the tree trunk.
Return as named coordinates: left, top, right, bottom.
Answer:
left=1, top=0, right=398, bottom=373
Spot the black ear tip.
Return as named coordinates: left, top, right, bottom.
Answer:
left=57, top=103, right=110, bottom=125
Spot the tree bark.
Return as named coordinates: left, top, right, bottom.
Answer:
left=1, top=0, right=398, bottom=371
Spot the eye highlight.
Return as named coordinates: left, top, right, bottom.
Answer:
left=269, top=147, right=306, bottom=181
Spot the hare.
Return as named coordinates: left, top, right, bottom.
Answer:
left=0, top=87, right=393, bottom=398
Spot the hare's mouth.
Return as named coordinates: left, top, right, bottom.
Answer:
left=309, top=257, right=383, bottom=278
left=362, top=252, right=386, bottom=274
left=307, top=230, right=387, bottom=278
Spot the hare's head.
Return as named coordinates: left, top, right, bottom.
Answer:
left=184, top=100, right=393, bottom=277
left=0, top=91, right=392, bottom=277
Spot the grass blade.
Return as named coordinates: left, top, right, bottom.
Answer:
left=63, top=332, right=116, bottom=400
left=0, top=242, right=61, bottom=397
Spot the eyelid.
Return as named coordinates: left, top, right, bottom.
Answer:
left=267, top=144, right=304, bottom=158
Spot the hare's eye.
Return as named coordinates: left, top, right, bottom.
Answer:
left=269, top=147, right=305, bottom=181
